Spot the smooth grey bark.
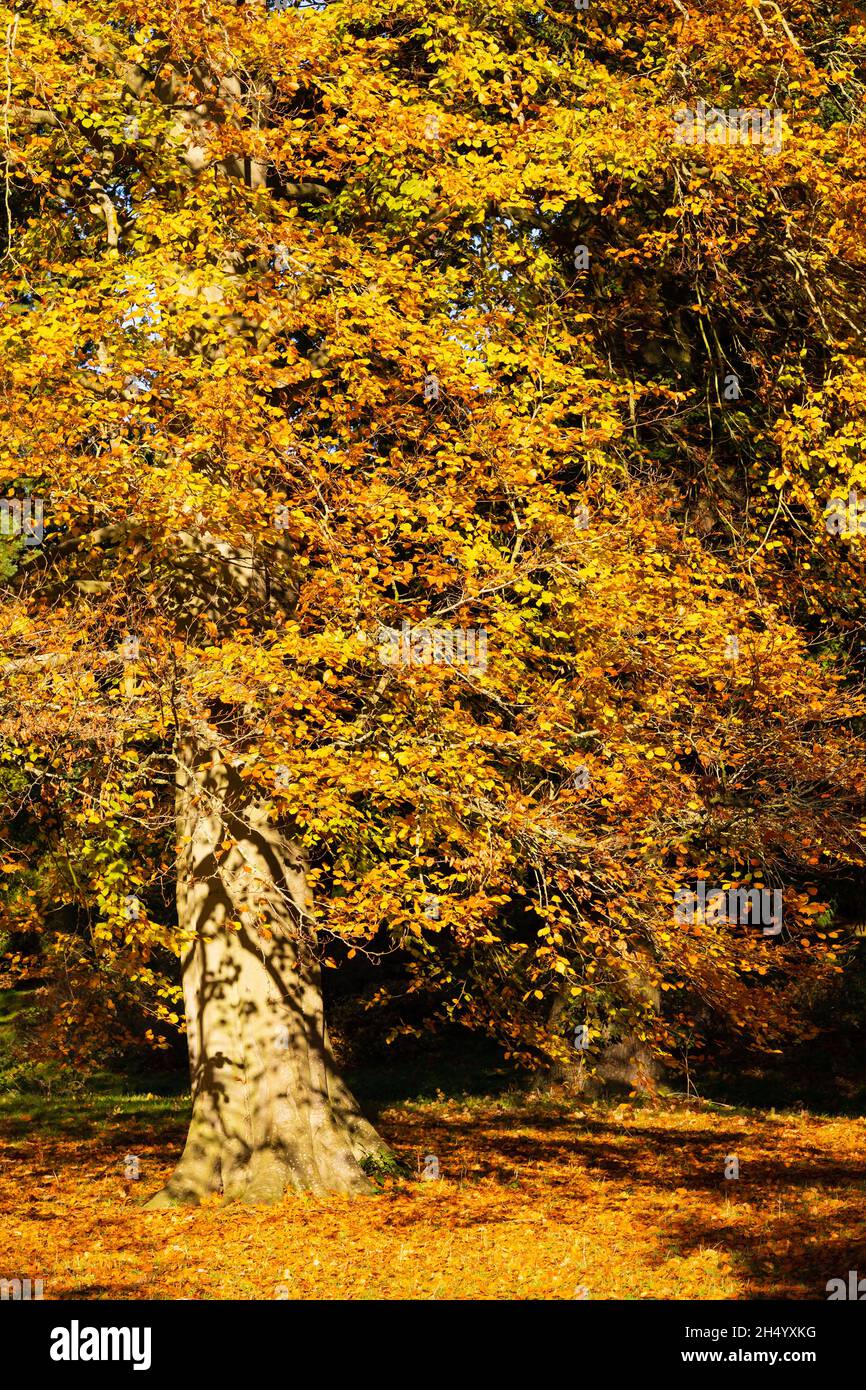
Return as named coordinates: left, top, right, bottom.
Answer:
left=145, top=737, right=391, bottom=1206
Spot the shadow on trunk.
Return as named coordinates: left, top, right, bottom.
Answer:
left=145, top=736, right=393, bottom=1207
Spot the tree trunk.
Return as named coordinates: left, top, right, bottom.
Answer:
left=545, top=956, right=665, bottom=1097
left=145, top=737, right=391, bottom=1206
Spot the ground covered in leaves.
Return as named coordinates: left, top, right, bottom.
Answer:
left=2, top=1084, right=865, bottom=1300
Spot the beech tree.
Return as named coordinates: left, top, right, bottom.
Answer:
left=1, top=0, right=865, bottom=1202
